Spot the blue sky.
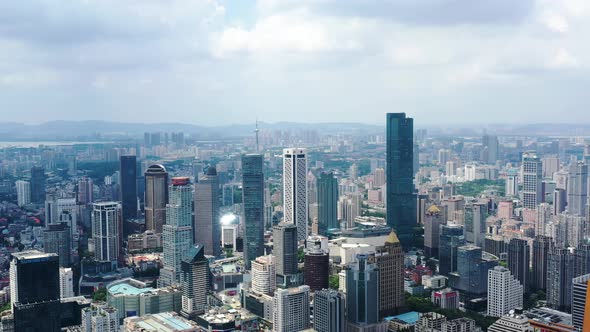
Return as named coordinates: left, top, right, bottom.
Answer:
left=0, top=0, right=589, bottom=126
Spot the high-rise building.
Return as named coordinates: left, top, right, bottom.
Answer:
left=59, top=267, right=75, bottom=298
left=505, top=171, right=519, bottom=197
left=536, top=203, right=551, bottom=237
left=242, top=154, right=265, bottom=269
left=431, top=288, right=460, bottom=310
left=195, top=166, right=221, bottom=257
left=251, top=255, right=276, bottom=295
left=553, top=188, right=567, bottom=215
left=547, top=247, right=577, bottom=312
left=424, top=205, right=445, bottom=258
left=507, top=238, right=530, bottom=291
left=78, top=176, right=94, bottom=205
left=482, top=134, right=499, bottom=164
left=30, top=166, right=46, bottom=204
left=464, top=202, right=487, bottom=247
left=567, top=162, right=588, bottom=216
left=144, top=164, right=168, bottom=233
left=304, top=242, right=329, bottom=292
left=181, top=245, right=210, bottom=320
left=375, top=231, right=405, bottom=318
left=273, top=222, right=299, bottom=287
left=450, top=245, right=497, bottom=295
left=273, top=286, right=310, bottom=332
left=487, top=266, right=523, bottom=317
left=92, top=202, right=121, bottom=264
left=386, top=113, right=416, bottom=248
left=531, top=235, right=552, bottom=291
left=317, top=171, right=339, bottom=236
left=15, top=180, right=31, bottom=207
left=346, top=253, right=379, bottom=328
left=439, top=224, right=465, bottom=275
left=283, top=148, right=308, bottom=242
left=522, top=152, right=542, bottom=209
left=314, top=289, right=345, bottom=332
left=542, top=155, right=560, bottom=178
left=373, top=168, right=386, bottom=187
left=160, top=177, right=194, bottom=287
left=44, top=222, right=72, bottom=267
left=81, top=304, right=119, bottom=332
left=572, top=273, right=590, bottom=331
left=119, top=156, right=137, bottom=235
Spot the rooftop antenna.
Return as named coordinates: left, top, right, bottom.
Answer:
left=255, top=118, right=260, bottom=153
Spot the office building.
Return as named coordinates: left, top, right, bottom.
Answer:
left=81, top=304, right=118, bottom=332
left=531, top=235, right=552, bottom=291
left=304, top=243, right=329, bottom=292
left=522, top=152, right=542, bottom=209
left=161, top=177, right=194, bottom=287
left=536, top=203, right=551, bottom=237
left=119, top=155, right=137, bottom=234
left=30, top=166, right=46, bottom=204
left=386, top=113, right=416, bottom=248
left=123, top=312, right=198, bottom=332
left=547, top=247, right=577, bottom=312
left=78, top=176, right=94, bottom=205
left=251, top=255, right=276, bottom=295
left=487, top=266, right=523, bottom=317
left=273, top=286, right=310, bottom=332
left=424, top=205, right=445, bottom=258
left=374, top=168, right=386, bottom=187
left=507, top=238, right=530, bottom=291
left=375, top=231, right=405, bottom=318
left=450, top=245, right=498, bottom=295
left=15, top=180, right=30, bottom=207
left=464, top=202, right=487, bottom=247
left=181, top=245, right=210, bottom=319
left=144, top=164, right=168, bottom=233
left=283, top=148, right=308, bottom=241
left=505, top=170, right=518, bottom=197
left=431, top=288, right=460, bottom=310
left=346, top=253, right=379, bottom=328
left=92, top=202, right=121, bottom=264
left=314, top=289, right=345, bottom=332
left=273, top=222, right=299, bottom=287
left=59, top=267, right=75, bottom=298
left=567, top=162, right=588, bottom=216
left=44, top=222, right=71, bottom=267
left=572, top=273, right=590, bottom=331
left=439, top=224, right=465, bottom=275
left=242, top=154, right=265, bottom=269
left=554, top=188, right=567, bottom=215
left=317, top=171, right=339, bottom=236
left=194, top=166, right=221, bottom=257
left=482, top=134, right=499, bottom=164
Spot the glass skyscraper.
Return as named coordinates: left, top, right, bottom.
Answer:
left=194, top=166, right=221, bottom=257
left=386, top=113, right=416, bottom=248
left=439, top=224, right=465, bottom=275
left=119, top=155, right=137, bottom=236
left=242, top=154, right=265, bottom=269
left=317, top=171, right=338, bottom=236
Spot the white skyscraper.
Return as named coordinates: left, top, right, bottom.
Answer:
left=487, top=266, right=523, bottom=317
left=59, top=267, right=74, bottom=298
left=252, top=255, right=276, bottom=295
left=505, top=170, right=518, bottom=197
left=567, top=162, right=588, bottom=216
left=283, top=148, right=308, bottom=241
left=15, top=180, right=31, bottom=207
left=92, top=202, right=121, bottom=263
left=522, top=153, right=542, bottom=209
left=464, top=163, right=476, bottom=181
left=273, top=285, right=310, bottom=332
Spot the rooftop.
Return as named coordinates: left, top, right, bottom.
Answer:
left=127, top=312, right=197, bottom=332
left=385, top=311, right=420, bottom=324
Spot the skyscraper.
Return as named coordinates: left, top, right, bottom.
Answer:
left=195, top=166, right=220, bottom=257
left=273, top=222, right=299, bottom=287
left=450, top=245, right=498, bottom=295
left=482, top=134, right=499, bottom=163
left=439, top=224, right=465, bottom=275
left=424, top=205, right=445, bottom=258
left=273, top=286, right=310, bottom=332
left=507, top=238, right=530, bottom=291
left=92, top=202, right=121, bottom=264
left=567, top=162, right=588, bottom=216
left=77, top=176, right=94, bottom=205
left=30, top=166, right=46, bottom=204
left=346, top=253, right=380, bottom=329
left=317, top=171, right=339, bottom=236
left=119, top=155, right=137, bottom=235
left=144, top=164, right=168, bottom=233
left=251, top=255, right=276, bottom=295
left=375, top=231, right=405, bottom=318
left=180, top=244, right=210, bottom=320
left=15, top=180, right=31, bottom=207
left=531, top=235, right=552, bottom=291
left=553, top=188, right=567, bottom=215
left=314, top=289, right=345, bottom=332
left=464, top=202, right=487, bottom=247
left=522, top=152, right=542, bottom=209
left=536, top=203, right=551, bottom=237
left=303, top=242, right=329, bottom=292
left=43, top=222, right=72, bottom=268
left=161, top=177, right=194, bottom=287
left=547, top=247, right=576, bottom=312
left=505, top=169, right=518, bottom=197
left=572, top=273, right=590, bottom=331
left=487, top=266, right=524, bottom=318
left=242, top=154, right=265, bottom=269
left=386, top=113, right=416, bottom=248
left=283, top=148, right=308, bottom=241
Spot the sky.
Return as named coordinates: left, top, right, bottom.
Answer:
left=0, top=0, right=589, bottom=126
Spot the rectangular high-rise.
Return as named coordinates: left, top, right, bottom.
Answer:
left=144, top=164, right=168, bottom=233
left=273, top=222, right=299, bottom=287
left=386, top=113, right=416, bottom=247
left=522, top=152, right=542, bottom=209
left=438, top=224, right=465, bottom=275
left=314, top=289, right=345, bottom=332
left=119, top=155, right=137, bottom=235
left=44, top=222, right=72, bottom=267
left=242, top=154, right=265, bottom=269
left=317, top=172, right=339, bottom=236
left=283, top=148, right=308, bottom=242
left=567, top=162, right=588, bottom=216
left=531, top=235, right=552, bottom=291
left=572, top=273, right=590, bottom=331
left=507, top=238, right=530, bottom=291
left=181, top=244, right=210, bottom=320
left=92, top=202, right=121, bottom=264
left=30, top=166, right=46, bottom=204
left=346, top=253, right=379, bottom=327
left=273, top=286, right=310, bottom=332
left=487, top=266, right=523, bottom=317
left=194, top=166, right=220, bottom=257
left=376, top=232, right=405, bottom=318
left=464, top=202, right=487, bottom=247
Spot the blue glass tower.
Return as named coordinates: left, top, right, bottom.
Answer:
left=317, top=171, right=338, bottom=236
left=242, top=154, right=265, bottom=269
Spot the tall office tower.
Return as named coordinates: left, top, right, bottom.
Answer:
left=464, top=202, right=487, bottom=247
left=273, top=222, right=299, bottom=287
left=438, top=149, right=451, bottom=166
left=15, top=180, right=31, bottom=207
left=160, top=177, right=193, bottom=287
left=487, top=266, right=524, bottom=317
left=482, top=134, right=499, bottom=163
left=386, top=113, right=416, bottom=248
left=536, top=203, right=551, bottom=237
left=522, top=152, right=543, bottom=209
left=314, top=289, right=345, bottom=332
left=29, top=166, right=46, bottom=204
left=92, top=202, right=121, bottom=264
left=81, top=304, right=118, bottom=332
left=542, top=155, right=560, bottom=178
left=273, top=286, right=310, bottom=332
left=338, top=193, right=362, bottom=228
left=180, top=244, right=209, bottom=320
left=576, top=244, right=590, bottom=277
left=373, top=168, right=386, bottom=187
left=144, top=164, right=168, bottom=233
left=507, top=238, right=530, bottom=291
left=195, top=166, right=221, bottom=257
left=439, top=225, right=465, bottom=275
left=505, top=171, right=519, bottom=197
left=450, top=245, right=498, bottom=295
left=553, top=188, right=567, bottom=215
left=283, top=148, right=308, bottom=242
left=556, top=214, right=586, bottom=248
left=424, top=205, right=445, bottom=257
left=304, top=243, right=329, bottom=292
left=376, top=231, right=405, bottom=318
left=547, top=247, right=577, bottom=312
left=531, top=236, right=552, bottom=291
left=77, top=176, right=94, bottom=205
left=317, top=172, right=338, bottom=236
left=59, top=267, right=74, bottom=298
left=572, top=273, right=590, bottom=331
left=464, top=163, right=476, bottom=181
left=44, top=222, right=71, bottom=267
left=445, top=160, right=457, bottom=177
left=242, top=154, right=265, bottom=269
left=567, top=162, right=588, bottom=216
left=119, top=155, right=137, bottom=236
left=346, top=253, right=380, bottom=329
left=251, top=255, right=276, bottom=295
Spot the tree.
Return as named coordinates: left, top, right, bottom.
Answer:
left=329, top=275, right=340, bottom=290
left=92, top=287, right=107, bottom=302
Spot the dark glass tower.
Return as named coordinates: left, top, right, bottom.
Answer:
left=43, top=222, right=72, bottom=267
left=314, top=289, right=345, bottom=332
left=438, top=224, right=465, bottom=275
left=119, top=155, right=137, bottom=236
left=531, top=235, right=552, bottom=291
left=317, top=171, right=338, bottom=236
left=507, top=238, right=530, bottom=291
left=242, top=154, right=265, bottom=269
left=30, top=166, right=46, bottom=204
left=386, top=113, right=416, bottom=248
left=273, top=222, right=299, bottom=287
left=144, top=164, right=168, bottom=233
left=194, top=166, right=221, bottom=257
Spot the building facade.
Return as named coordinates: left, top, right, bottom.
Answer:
left=194, top=166, right=221, bottom=257
left=242, top=154, right=265, bottom=269
left=144, top=164, right=168, bottom=233
left=283, top=148, right=308, bottom=242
